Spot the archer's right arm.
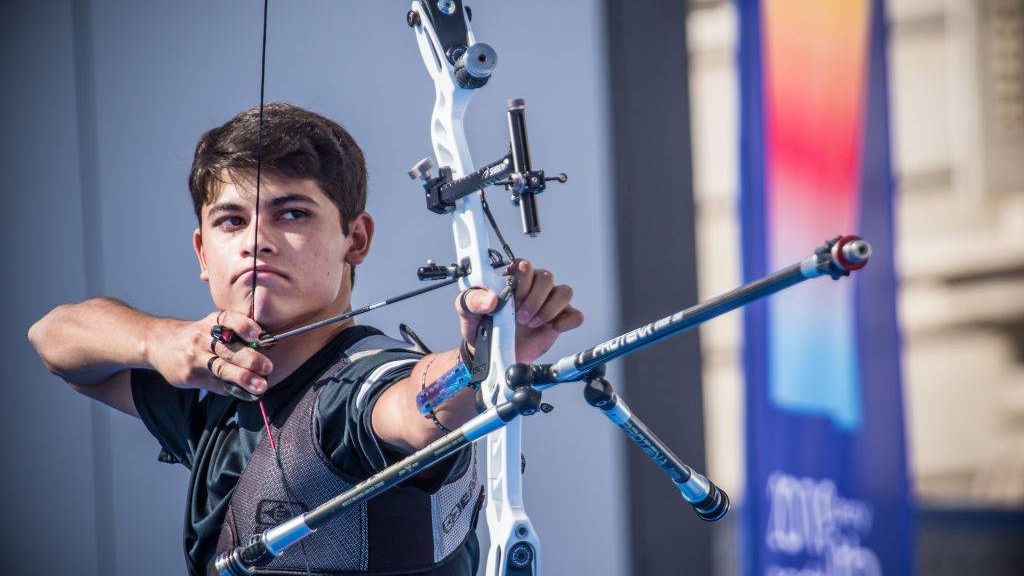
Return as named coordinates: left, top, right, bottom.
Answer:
left=27, top=297, right=270, bottom=416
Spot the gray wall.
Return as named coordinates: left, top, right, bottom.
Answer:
left=605, top=2, right=709, bottom=574
left=2, top=1, right=624, bottom=575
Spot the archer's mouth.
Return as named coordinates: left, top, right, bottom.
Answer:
left=234, top=266, right=289, bottom=284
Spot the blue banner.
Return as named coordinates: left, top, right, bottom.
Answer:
left=738, top=0, right=914, bottom=574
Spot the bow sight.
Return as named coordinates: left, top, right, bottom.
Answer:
left=409, top=98, right=568, bottom=236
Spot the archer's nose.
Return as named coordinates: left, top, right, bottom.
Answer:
left=241, top=220, right=278, bottom=258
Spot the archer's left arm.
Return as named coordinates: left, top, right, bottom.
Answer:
left=372, top=259, right=584, bottom=453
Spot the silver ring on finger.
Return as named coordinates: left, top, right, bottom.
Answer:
left=210, top=336, right=220, bottom=354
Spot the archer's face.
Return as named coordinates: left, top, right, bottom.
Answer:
left=193, top=172, right=373, bottom=333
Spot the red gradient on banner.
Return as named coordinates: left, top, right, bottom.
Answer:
left=763, top=0, right=868, bottom=261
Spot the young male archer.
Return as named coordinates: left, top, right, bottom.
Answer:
left=28, top=103, right=583, bottom=576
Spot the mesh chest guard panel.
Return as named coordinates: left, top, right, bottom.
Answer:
left=214, top=337, right=480, bottom=575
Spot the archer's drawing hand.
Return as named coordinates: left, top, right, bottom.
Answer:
left=456, top=259, right=584, bottom=365
left=146, top=310, right=273, bottom=396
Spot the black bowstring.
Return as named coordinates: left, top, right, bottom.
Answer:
left=251, top=1, right=312, bottom=574
left=250, top=0, right=266, bottom=321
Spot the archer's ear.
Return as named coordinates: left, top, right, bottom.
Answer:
left=344, top=212, right=374, bottom=265
left=193, top=227, right=210, bottom=282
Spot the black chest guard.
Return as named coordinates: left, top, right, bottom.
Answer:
left=213, top=335, right=481, bottom=575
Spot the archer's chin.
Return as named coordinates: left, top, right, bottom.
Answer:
left=249, top=296, right=291, bottom=331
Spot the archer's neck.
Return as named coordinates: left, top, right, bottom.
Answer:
left=261, top=316, right=355, bottom=388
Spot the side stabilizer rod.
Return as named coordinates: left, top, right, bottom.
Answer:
left=583, top=375, right=729, bottom=522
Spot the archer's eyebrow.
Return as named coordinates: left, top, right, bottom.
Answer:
left=267, top=193, right=321, bottom=208
left=206, top=194, right=320, bottom=217
left=207, top=201, right=245, bottom=217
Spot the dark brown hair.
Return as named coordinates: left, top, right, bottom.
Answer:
left=189, top=102, right=367, bottom=234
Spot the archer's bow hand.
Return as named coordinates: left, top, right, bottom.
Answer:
left=146, top=310, right=272, bottom=397
left=456, top=259, right=584, bottom=365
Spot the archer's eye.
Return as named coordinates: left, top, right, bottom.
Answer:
left=214, top=215, right=245, bottom=229
left=280, top=209, right=309, bottom=221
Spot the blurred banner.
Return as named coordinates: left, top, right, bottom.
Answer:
left=738, top=0, right=913, bottom=574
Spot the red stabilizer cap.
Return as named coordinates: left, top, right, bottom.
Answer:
left=832, top=235, right=869, bottom=271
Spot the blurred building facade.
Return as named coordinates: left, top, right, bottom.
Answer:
left=688, top=0, right=1024, bottom=571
